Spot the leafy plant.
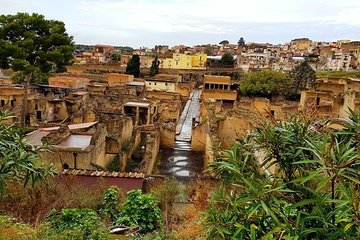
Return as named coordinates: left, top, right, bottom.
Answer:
left=204, top=113, right=360, bottom=239
left=239, top=71, right=291, bottom=98
left=0, top=110, right=56, bottom=192
left=47, top=208, right=109, bottom=240
left=134, top=231, right=177, bottom=240
left=99, top=187, right=121, bottom=221
left=115, top=189, right=162, bottom=233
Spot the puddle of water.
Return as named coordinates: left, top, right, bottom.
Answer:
left=175, top=170, right=194, bottom=177
left=176, top=142, right=188, bottom=146
left=174, top=156, right=187, bottom=161
left=167, top=156, right=187, bottom=162
left=171, top=167, right=182, bottom=172
left=175, top=161, right=188, bottom=166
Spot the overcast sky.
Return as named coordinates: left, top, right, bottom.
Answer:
left=1, top=0, right=360, bottom=48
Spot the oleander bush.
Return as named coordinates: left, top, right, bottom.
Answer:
left=204, top=112, right=360, bottom=239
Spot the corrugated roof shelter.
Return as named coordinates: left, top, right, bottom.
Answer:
left=25, top=130, right=51, bottom=145
left=26, top=122, right=98, bottom=149
left=124, top=102, right=150, bottom=108
left=57, top=135, right=92, bottom=150
left=126, top=81, right=145, bottom=86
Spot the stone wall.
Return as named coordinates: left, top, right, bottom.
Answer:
left=160, top=126, right=175, bottom=148
left=191, top=121, right=207, bottom=151
left=202, top=90, right=237, bottom=102
left=107, top=73, right=134, bottom=86
left=204, top=131, right=215, bottom=167
left=157, top=101, right=181, bottom=122
left=140, top=129, right=160, bottom=174
left=49, top=75, right=90, bottom=88
left=217, top=117, right=251, bottom=149
left=176, top=82, right=192, bottom=99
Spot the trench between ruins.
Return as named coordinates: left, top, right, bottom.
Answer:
left=157, top=89, right=203, bottom=182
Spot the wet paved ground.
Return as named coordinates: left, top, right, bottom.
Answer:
left=158, top=141, right=203, bottom=182
left=176, top=89, right=201, bottom=141
left=158, top=89, right=203, bottom=182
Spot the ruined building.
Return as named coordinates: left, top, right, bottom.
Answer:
left=300, top=77, right=360, bottom=118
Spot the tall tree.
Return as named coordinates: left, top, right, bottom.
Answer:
left=219, top=40, right=229, bottom=45
left=290, top=61, right=316, bottom=92
left=149, top=56, right=160, bottom=76
left=237, top=37, right=245, bottom=46
left=220, top=53, right=235, bottom=66
left=239, top=71, right=291, bottom=98
left=126, top=54, right=140, bottom=78
left=0, top=12, right=74, bottom=84
left=110, top=53, right=120, bottom=61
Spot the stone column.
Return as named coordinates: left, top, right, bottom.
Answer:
left=135, top=107, right=139, bottom=126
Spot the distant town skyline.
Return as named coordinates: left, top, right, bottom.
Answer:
left=1, top=0, right=360, bottom=48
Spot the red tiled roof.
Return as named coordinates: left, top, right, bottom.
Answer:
left=62, top=169, right=145, bottom=178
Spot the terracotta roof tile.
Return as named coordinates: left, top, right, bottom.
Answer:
left=61, top=169, right=145, bottom=179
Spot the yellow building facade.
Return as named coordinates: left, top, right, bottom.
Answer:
left=191, top=53, right=207, bottom=68
left=160, top=53, right=207, bottom=70
left=145, top=74, right=181, bottom=93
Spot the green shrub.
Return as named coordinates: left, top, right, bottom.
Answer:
left=134, top=230, right=177, bottom=240
left=115, top=190, right=162, bottom=233
left=204, top=113, right=360, bottom=239
left=47, top=208, right=109, bottom=240
left=239, top=71, right=291, bottom=98
left=99, top=187, right=120, bottom=221
left=107, top=156, right=120, bottom=172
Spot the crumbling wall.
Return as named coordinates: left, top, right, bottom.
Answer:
left=176, top=82, right=192, bottom=99
left=200, top=101, right=222, bottom=116
left=340, top=92, right=356, bottom=118
left=157, top=101, right=181, bottom=122
left=217, top=117, right=251, bottom=149
left=202, top=90, right=237, bottom=102
left=120, top=117, right=133, bottom=144
left=107, top=73, right=134, bottom=86
left=105, top=137, right=120, bottom=154
left=160, top=125, right=176, bottom=148
left=146, top=91, right=181, bottom=101
left=88, top=123, right=109, bottom=168
left=43, top=100, right=69, bottom=122
left=191, top=120, right=207, bottom=151
left=121, top=129, right=142, bottom=171
left=138, top=127, right=160, bottom=174
left=42, top=151, right=75, bottom=170
left=49, top=75, right=90, bottom=88
left=204, top=132, right=215, bottom=167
